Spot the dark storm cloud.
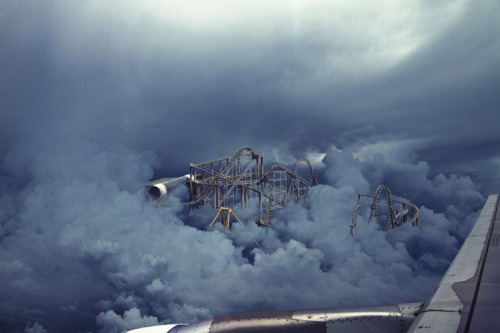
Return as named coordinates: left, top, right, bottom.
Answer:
left=0, top=0, right=498, bottom=332
left=2, top=0, right=498, bottom=168
left=2, top=141, right=483, bottom=332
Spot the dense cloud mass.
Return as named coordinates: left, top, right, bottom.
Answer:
left=1, top=1, right=499, bottom=332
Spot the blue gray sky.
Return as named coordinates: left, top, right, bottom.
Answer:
left=1, top=1, right=499, bottom=332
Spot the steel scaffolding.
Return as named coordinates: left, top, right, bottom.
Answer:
left=186, top=147, right=318, bottom=225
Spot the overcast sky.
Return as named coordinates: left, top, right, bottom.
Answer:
left=1, top=1, right=499, bottom=332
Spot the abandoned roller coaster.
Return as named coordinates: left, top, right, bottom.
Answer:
left=351, top=185, right=419, bottom=236
left=147, top=147, right=318, bottom=227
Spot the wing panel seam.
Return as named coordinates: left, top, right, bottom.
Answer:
left=463, top=195, right=500, bottom=332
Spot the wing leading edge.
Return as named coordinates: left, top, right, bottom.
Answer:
left=128, top=194, right=500, bottom=333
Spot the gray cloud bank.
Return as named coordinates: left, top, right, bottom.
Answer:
left=0, top=0, right=498, bottom=332
left=0, top=140, right=485, bottom=332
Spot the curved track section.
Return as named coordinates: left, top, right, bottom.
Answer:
left=257, top=161, right=317, bottom=220
left=372, top=185, right=392, bottom=231
left=290, top=157, right=319, bottom=200
left=351, top=204, right=367, bottom=237
left=355, top=185, right=419, bottom=232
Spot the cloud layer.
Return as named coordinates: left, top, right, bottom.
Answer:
left=0, top=140, right=485, bottom=332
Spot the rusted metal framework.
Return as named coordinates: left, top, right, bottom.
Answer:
left=207, top=207, right=244, bottom=230
left=187, top=147, right=318, bottom=225
left=351, top=185, right=419, bottom=235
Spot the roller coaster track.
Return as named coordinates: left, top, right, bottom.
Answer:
left=351, top=204, right=367, bottom=237
left=352, top=185, right=419, bottom=233
left=185, top=147, right=318, bottom=225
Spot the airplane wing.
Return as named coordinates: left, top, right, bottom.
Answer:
left=128, top=303, right=424, bottom=333
left=408, top=194, right=500, bottom=332
left=128, top=194, right=500, bottom=333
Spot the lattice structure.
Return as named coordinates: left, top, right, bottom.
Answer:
left=351, top=185, right=419, bottom=234
left=187, top=147, right=263, bottom=209
left=186, top=147, right=318, bottom=225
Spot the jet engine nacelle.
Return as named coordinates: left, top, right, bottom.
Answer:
left=146, top=175, right=194, bottom=201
